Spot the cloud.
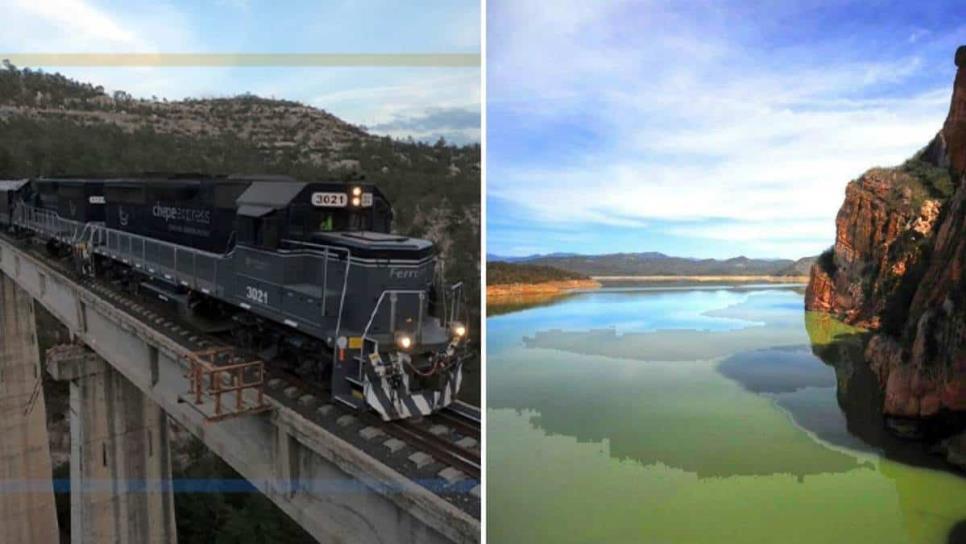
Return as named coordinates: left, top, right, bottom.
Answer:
left=0, top=0, right=214, bottom=100
left=1, top=0, right=198, bottom=53
left=487, top=0, right=956, bottom=257
left=0, top=0, right=481, bottom=144
left=7, top=0, right=141, bottom=50
left=308, top=70, right=480, bottom=142
left=370, top=107, right=480, bottom=144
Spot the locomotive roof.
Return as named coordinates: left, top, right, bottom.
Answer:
left=237, top=180, right=386, bottom=211
left=21, top=176, right=387, bottom=205
left=237, top=181, right=307, bottom=210
left=0, top=179, right=28, bottom=191
left=33, top=177, right=125, bottom=186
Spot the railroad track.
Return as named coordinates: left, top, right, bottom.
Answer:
left=433, top=403, right=481, bottom=440
left=272, top=367, right=481, bottom=481
left=389, top=418, right=480, bottom=480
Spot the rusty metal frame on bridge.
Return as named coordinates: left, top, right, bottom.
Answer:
left=183, top=346, right=271, bottom=421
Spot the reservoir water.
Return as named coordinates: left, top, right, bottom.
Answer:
left=487, top=285, right=966, bottom=544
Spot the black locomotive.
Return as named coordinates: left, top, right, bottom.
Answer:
left=0, top=174, right=469, bottom=420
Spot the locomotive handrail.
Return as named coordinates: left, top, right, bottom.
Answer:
left=356, top=288, right=433, bottom=385
left=75, top=222, right=359, bottom=333
left=15, top=203, right=86, bottom=243
left=281, top=238, right=352, bottom=257
left=446, top=281, right=467, bottom=328
left=80, top=225, right=363, bottom=263
left=278, top=238, right=355, bottom=336
left=336, top=254, right=352, bottom=337
left=83, top=222, right=226, bottom=258
left=360, top=289, right=427, bottom=346
left=16, top=203, right=434, bottom=351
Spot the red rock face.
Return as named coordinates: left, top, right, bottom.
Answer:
left=804, top=263, right=834, bottom=313
left=804, top=168, right=936, bottom=327
left=807, top=46, right=966, bottom=419
left=943, top=46, right=966, bottom=174
left=879, top=178, right=966, bottom=417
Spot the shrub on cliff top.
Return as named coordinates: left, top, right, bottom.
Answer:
left=901, top=154, right=955, bottom=201
left=817, top=246, right=836, bottom=275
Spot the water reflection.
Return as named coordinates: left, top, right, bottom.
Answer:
left=491, top=289, right=868, bottom=478
left=515, top=288, right=806, bottom=361
left=716, top=344, right=876, bottom=453
left=488, top=286, right=966, bottom=543
left=802, top=312, right=956, bottom=473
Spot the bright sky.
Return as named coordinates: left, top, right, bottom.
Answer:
left=0, top=0, right=481, bottom=144
left=487, top=0, right=963, bottom=259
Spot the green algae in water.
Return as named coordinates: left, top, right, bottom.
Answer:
left=489, top=408, right=966, bottom=544
left=486, top=287, right=966, bottom=544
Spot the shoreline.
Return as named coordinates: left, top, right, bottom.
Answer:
left=486, top=279, right=601, bottom=305
left=593, top=275, right=810, bottom=283
left=487, top=275, right=808, bottom=307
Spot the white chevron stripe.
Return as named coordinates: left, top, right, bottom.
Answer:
left=412, top=394, right=432, bottom=415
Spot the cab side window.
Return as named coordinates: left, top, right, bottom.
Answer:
left=258, top=217, right=280, bottom=248
left=373, top=199, right=393, bottom=233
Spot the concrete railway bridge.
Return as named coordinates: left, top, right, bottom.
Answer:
left=0, top=233, right=480, bottom=544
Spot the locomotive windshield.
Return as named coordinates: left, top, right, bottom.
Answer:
left=288, top=195, right=392, bottom=238
left=235, top=181, right=395, bottom=250
left=307, top=207, right=371, bottom=233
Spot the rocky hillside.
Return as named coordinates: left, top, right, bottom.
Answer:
left=0, top=61, right=366, bottom=170
left=805, top=47, right=965, bottom=423
left=487, top=262, right=590, bottom=285
left=0, top=63, right=481, bottom=331
left=775, top=256, right=817, bottom=277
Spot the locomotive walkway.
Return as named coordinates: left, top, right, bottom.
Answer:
left=0, top=234, right=480, bottom=544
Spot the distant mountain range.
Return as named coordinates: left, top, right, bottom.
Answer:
left=486, top=252, right=580, bottom=263
left=487, top=252, right=815, bottom=277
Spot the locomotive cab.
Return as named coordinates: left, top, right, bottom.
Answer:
left=234, top=181, right=393, bottom=248
left=31, top=177, right=109, bottom=223
left=0, top=180, right=28, bottom=226
left=232, top=179, right=467, bottom=419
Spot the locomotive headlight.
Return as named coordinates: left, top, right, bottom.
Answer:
left=395, top=332, right=413, bottom=351
left=351, top=196, right=361, bottom=207
left=451, top=322, right=467, bottom=339
left=352, top=186, right=362, bottom=197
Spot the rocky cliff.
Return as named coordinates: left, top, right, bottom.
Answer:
left=805, top=47, right=966, bottom=422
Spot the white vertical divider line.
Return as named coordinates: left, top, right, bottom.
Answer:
left=479, top=0, right=489, bottom=541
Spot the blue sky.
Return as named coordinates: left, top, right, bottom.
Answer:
left=0, top=0, right=480, bottom=143
left=487, top=0, right=964, bottom=259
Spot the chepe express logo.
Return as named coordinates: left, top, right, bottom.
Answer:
left=152, top=202, right=211, bottom=225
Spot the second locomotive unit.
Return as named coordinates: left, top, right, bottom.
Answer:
left=0, top=174, right=469, bottom=420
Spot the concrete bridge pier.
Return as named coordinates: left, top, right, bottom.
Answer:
left=0, top=272, right=60, bottom=543
left=47, top=345, right=178, bottom=544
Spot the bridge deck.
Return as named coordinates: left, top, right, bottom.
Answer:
left=0, top=234, right=480, bottom=544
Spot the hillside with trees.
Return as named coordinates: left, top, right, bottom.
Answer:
left=0, top=62, right=480, bottom=330
left=487, top=262, right=590, bottom=285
